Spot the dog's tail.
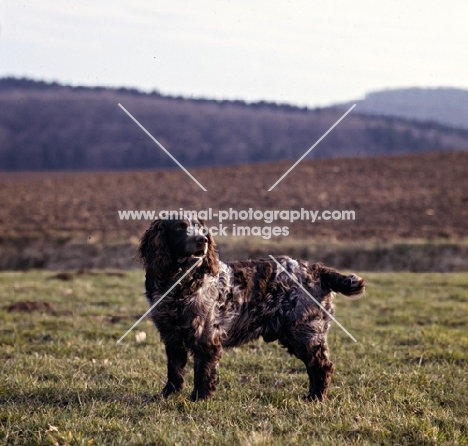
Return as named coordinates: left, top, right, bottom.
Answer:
left=317, top=265, right=365, bottom=298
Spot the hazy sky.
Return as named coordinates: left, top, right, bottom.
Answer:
left=1, top=0, right=467, bottom=107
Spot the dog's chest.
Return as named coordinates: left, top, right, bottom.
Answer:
left=148, top=264, right=243, bottom=342
left=187, top=264, right=242, bottom=337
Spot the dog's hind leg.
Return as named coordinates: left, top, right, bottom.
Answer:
left=303, top=342, right=335, bottom=401
left=280, top=332, right=334, bottom=401
left=190, top=345, right=223, bottom=401
left=162, top=342, right=189, bottom=398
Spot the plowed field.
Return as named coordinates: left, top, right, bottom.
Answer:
left=1, top=151, right=467, bottom=242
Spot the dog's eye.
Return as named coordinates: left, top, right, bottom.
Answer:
left=175, top=224, right=187, bottom=232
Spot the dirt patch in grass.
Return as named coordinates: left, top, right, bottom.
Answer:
left=5, top=301, right=73, bottom=316
left=5, top=301, right=56, bottom=313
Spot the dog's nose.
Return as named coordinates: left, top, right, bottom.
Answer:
left=196, top=235, right=208, bottom=246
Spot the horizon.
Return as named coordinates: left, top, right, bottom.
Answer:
left=2, top=75, right=467, bottom=109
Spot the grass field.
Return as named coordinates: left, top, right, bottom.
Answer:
left=1, top=270, right=467, bottom=445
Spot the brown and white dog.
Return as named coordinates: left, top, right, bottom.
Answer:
left=138, top=217, right=364, bottom=401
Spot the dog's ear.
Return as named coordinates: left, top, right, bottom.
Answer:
left=203, top=224, right=219, bottom=276
left=138, top=220, right=172, bottom=277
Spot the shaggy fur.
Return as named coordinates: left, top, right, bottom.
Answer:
left=138, top=217, right=365, bottom=401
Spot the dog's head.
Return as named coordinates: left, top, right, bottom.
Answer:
left=138, top=217, right=219, bottom=278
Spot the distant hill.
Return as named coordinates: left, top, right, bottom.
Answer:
left=339, top=87, right=468, bottom=130
left=1, top=78, right=468, bottom=171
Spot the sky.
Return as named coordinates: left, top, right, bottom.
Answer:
left=0, top=0, right=467, bottom=107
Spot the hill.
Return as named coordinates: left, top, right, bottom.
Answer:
left=339, top=87, right=468, bottom=130
left=1, top=78, right=468, bottom=171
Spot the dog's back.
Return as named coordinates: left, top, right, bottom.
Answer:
left=218, top=257, right=364, bottom=349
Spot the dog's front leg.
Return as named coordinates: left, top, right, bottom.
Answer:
left=190, top=345, right=223, bottom=401
left=162, top=341, right=189, bottom=398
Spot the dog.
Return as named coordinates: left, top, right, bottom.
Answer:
left=138, top=216, right=364, bottom=401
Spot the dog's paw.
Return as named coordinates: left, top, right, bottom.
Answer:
left=303, top=392, right=326, bottom=402
left=189, top=389, right=212, bottom=402
left=162, top=382, right=180, bottom=398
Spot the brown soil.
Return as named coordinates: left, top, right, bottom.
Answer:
left=5, top=301, right=56, bottom=314
left=1, top=151, right=467, bottom=242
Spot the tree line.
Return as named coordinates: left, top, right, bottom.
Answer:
left=1, top=77, right=467, bottom=171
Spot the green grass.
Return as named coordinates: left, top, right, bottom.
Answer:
left=1, top=270, right=467, bottom=445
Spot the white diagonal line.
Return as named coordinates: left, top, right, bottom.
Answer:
left=118, top=103, right=207, bottom=191
left=268, top=104, right=356, bottom=191
left=117, top=257, right=205, bottom=344
left=268, top=255, right=357, bottom=342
